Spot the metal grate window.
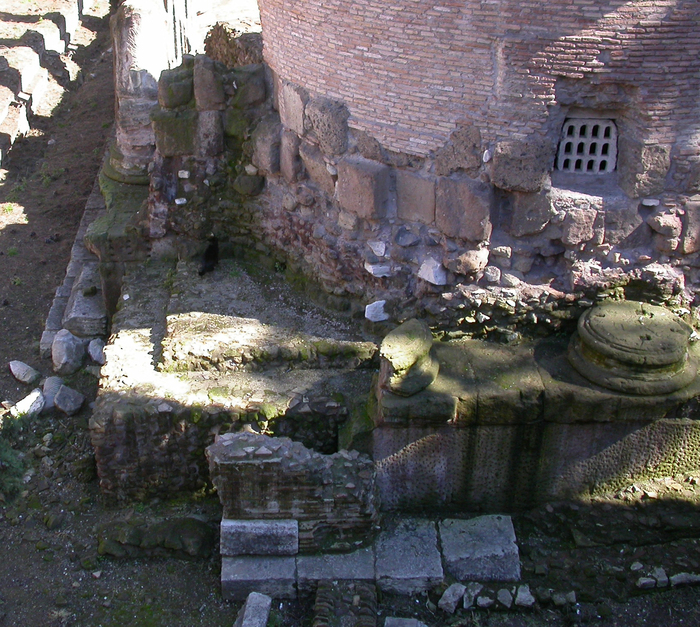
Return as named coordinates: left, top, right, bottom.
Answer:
left=556, top=119, right=617, bottom=174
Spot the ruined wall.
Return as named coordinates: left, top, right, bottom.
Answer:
left=258, top=0, right=700, bottom=194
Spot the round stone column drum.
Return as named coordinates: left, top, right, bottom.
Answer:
left=568, top=301, right=698, bottom=395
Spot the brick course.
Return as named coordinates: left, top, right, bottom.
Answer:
left=258, top=0, right=699, bottom=190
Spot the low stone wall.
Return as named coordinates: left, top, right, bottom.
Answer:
left=207, top=432, right=379, bottom=552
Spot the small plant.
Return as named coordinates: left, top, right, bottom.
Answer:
left=11, top=276, right=22, bottom=286
left=7, top=247, right=18, bottom=257
left=1, top=203, right=17, bottom=213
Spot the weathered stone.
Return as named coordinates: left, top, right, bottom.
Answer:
left=395, top=226, right=421, bottom=247
left=568, top=300, right=696, bottom=395
left=463, top=582, right=483, bottom=609
left=196, top=110, right=224, bottom=158
left=233, top=174, right=265, bottom=197
left=438, top=583, right=466, bottom=613
left=443, top=248, right=489, bottom=275
left=279, top=81, right=307, bottom=135
left=636, top=577, right=656, bottom=589
left=220, top=519, right=298, bottom=556
left=618, top=139, right=670, bottom=197
left=151, top=108, right=198, bottom=156
left=233, top=592, right=272, bottom=627
left=221, top=556, right=296, bottom=601
left=375, top=518, right=443, bottom=594
left=418, top=257, right=447, bottom=285
left=652, top=566, right=669, bottom=587
left=670, top=572, right=700, bottom=587
left=336, top=155, right=391, bottom=220
left=230, top=64, right=266, bottom=109
left=510, top=190, right=554, bottom=237
left=299, top=141, right=335, bottom=195
left=9, top=388, right=44, bottom=419
left=682, top=196, right=700, bottom=254
left=379, top=319, right=437, bottom=397
left=561, top=206, right=598, bottom=246
left=648, top=211, right=682, bottom=238
left=54, top=385, right=85, bottom=416
left=439, top=516, right=521, bottom=582
left=251, top=114, right=281, bottom=174
left=193, top=55, right=225, bottom=111
left=158, top=65, right=193, bottom=109
left=42, top=376, right=63, bottom=411
left=497, top=588, right=513, bottom=609
left=280, top=129, right=302, bottom=184
left=365, top=300, right=389, bottom=322
left=396, top=170, right=436, bottom=224
left=52, top=329, right=86, bottom=376
left=305, top=97, right=349, bottom=155
left=515, top=584, right=536, bottom=607
left=491, top=139, right=553, bottom=193
left=483, top=265, right=501, bottom=283
left=436, top=174, right=492, bottom=242
left=435, top=125, right=481, bottom=177
left=297, top=546, right=374, bottom=591
left=88, top=339, right=106, bottom=365
left=602, top=194, right=646, bottom=246
left=63, top=264, right=108, bottom=337
left=8, top=360, right=41, bottom=385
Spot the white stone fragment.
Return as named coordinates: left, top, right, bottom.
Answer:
left=418, top=257, right=447, bottom=285
left=368, top=240, right=386, bottom=257
left=174, top=197, right=187, bottom=205
left=88, top=338, right=106, bottom=365
left=365, top=300, right=389, bottom=322
left=364, top=262, right=392, bottom=277
left=483, top=265, right=501, bottom=283
left=641, top=198, right=660, bottom=207
left=177, top=170, right=190, bottom=179
left=438, top=583, right=466, bottom=613
left=244, top=164, right=258, bottom=176
left=10, top=389, right=45, bottom=419
left=8, top=361, right=41, bottom=385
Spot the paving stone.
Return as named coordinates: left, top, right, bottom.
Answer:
left=233, top=591, right=272, bottom=627
left=439, top=516, right=520, bottom=582
left=221, top=556, right=296, bottom=600
left=297, top=546, right=374, bottom=592
left=220, top=519, right=298, bottom=556
left=336, top=155, right=391, bottom=220
left=375, top=518, right=443, bottom=594
left=383, top=619, right=428, bottom=627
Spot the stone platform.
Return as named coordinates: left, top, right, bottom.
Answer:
left=89, top=257, right=377, bottom=500
left=366, top=317, right=700, bottom=511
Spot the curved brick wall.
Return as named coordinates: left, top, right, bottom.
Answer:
left=259, top=0, right=699, bottom=183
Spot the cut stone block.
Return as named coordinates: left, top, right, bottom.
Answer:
left=220, top=519, right=298, bottom=556
left=221, top=556, right=296, bottom=601
left=62, top=263, right=108, bottom=337
left=280, top=128, right=302, bottom=183
left=375, top=518, right=443, bottom=594
left=297, top=546, right=374, bottom=592
left=396, top=170, right=436, bottom=224
left=233, top=591, right=272, bottom=627
left=305, top=96, right=349, bottom=155
left=251, top=114, right=281, bottom=174
left=279, top=81, right=307, bottom=135
left=336, top=155, right=391, bottom=220
left=300, top=141, right=335, bottom=196
left=439, top=516, right=521, bottom=582
left=490, top=139, right=553, bottom=193
left=435, top=174, right=492, bottom=242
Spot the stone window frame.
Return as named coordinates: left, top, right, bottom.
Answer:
left=556, top=116, right=618, bottom=175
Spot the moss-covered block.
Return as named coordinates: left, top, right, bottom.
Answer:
left=151, top=108, right=198, bottom=156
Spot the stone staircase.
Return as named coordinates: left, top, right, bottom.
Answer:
left=0, top=0, right=81, bottom=164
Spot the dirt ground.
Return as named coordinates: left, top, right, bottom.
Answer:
left=1, top=2, right=700, bottom=627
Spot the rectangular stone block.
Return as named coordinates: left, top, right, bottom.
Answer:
left=439, top=516, right=521, bottom=582
left=220, top=519, right=299, bottom=557
left=280, top=129, right=301, bottom=184
left=279, top=81, right=307, bottom=135
left=296, top=546, right=374, bottom=593
left=375, top=518, right=443, bottom=594
left=221, top=556, right=296, bottom=601
left=233, top=592, right=272, bottom=627
left=436, top=174, right=492, bottom=242
left=300, top=141, right=335, bottom=195
left=396, top=170, right=435, bottom=224
left=336, top=155, right=391, bottom=220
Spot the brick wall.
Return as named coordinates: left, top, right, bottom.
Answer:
left=258, top=0, right=699, bottom=176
